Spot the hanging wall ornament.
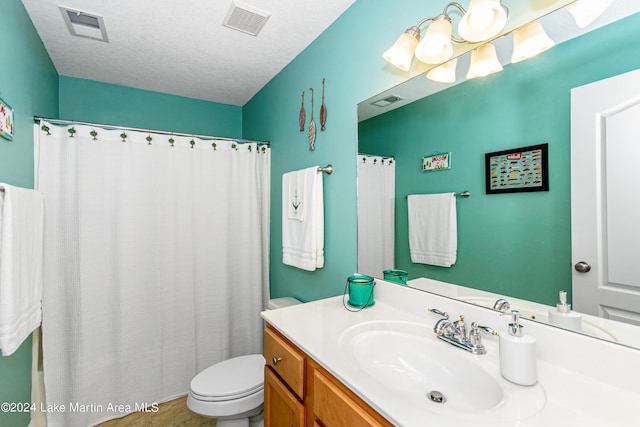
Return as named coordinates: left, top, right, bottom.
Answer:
left=320, top=78, right=327, bottom=131
left=308, top=87, right=316, bottom=151
left=299, top=91, right=306, bottom=132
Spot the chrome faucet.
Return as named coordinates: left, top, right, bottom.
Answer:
left=428, top=308, right=497, bottom=354
left=493, top=298, right=511, bottom=312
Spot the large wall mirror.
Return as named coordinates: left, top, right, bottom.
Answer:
left=356, top=1, right=640, bottom=349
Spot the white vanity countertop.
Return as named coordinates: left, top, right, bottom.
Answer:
left=261, top=281, right=640, bottom=427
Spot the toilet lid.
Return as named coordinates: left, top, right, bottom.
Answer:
left=190, top=354, right=265, bottom=400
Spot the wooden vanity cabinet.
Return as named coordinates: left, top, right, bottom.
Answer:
left=264, top=324, right=392, bottom=427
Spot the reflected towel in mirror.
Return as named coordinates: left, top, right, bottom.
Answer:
left=407, top=193, right=457, bottom=267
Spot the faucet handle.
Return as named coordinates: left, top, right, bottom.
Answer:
left=493, top=298, right=511, bottom=312
left=468, top=322, right=497, bottom=354
left=471, top=322, right=498, bottom=336
left=428, top=308, right=449, bottom=319
left=453, top=315, right=468, bottom=339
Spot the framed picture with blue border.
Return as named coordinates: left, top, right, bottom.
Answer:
left=0, top=97, right=14, bottom=141
left=485, top=143, right=549, bottom=194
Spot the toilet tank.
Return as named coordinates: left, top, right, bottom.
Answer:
left=268, top=297, right=302, bottom=310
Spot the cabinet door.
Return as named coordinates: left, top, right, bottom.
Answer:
left=265, top=366, right=305, bottom=427
left=313, top=370, right=386, bottom=427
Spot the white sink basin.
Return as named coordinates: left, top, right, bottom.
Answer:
left=338, top=321, right=546, bottom=423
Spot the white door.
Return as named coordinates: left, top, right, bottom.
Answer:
left=571, top=69, right=640, bottom=325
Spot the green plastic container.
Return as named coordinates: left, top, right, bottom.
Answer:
left=347, top=275, right=375, bottom=307
left=383, top=269, right=408, bottom=285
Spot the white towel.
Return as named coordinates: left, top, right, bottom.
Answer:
left=287, top=169, right=306, bottom=221
left=282, top=167, right=324, bottom=271
left=0, top=183, right=44, bottom=356
left=407, top=193, right=457, bottom=267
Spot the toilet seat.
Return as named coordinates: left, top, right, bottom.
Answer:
left=190, top=354, right=265, bottom=402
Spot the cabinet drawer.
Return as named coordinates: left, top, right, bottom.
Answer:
left=264, top=326, right=305, bottom=399
left=313, top=370, right=386, bottom=427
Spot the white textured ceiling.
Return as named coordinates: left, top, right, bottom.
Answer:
left=21, top=0, right=355, bottom=106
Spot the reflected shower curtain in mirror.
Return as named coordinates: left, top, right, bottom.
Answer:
left=34, top=121, right=270, bottom=427
left=357, top=154, right=395, bottom=277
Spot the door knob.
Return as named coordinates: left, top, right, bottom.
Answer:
left=574, top=261, right=591, bottom=273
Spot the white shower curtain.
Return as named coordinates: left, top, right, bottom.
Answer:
left=357, top=154, right=395, bottom=278
left=34, top=121, right=270, bottom=427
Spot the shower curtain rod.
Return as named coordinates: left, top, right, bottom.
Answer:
left=33, top=117, right=270, bottom=146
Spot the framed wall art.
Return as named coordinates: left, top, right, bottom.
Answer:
left=423, top=152, right=451, bottom=172
left=0, top=97, right=14, bottom=141
left=485, top=143, right=548, bottom=194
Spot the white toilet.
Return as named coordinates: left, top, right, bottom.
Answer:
left=187, top=297, right=302, bottom=427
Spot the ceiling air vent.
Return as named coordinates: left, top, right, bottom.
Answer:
left=222, top=1, right=271, bottom=36
left=371, top=95, right=404, bottom=108
left=59, top=6, right=108, bottom=42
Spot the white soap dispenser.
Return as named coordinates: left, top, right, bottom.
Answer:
left=548, top=291, right=582, bottom=331
left=499, top=310, right=537, bottom=386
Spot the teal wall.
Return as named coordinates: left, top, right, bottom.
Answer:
left=2, top=0, right=639, bottom=424
left=359, top=13, right=640, bottom=305
left=0, top=0, right=58, bottom=425
left=242, top=0, right=451, bottom=302
left=59, top=76, right=242, bottom=138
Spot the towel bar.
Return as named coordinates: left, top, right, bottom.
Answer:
left=317, top=165, right=333, bottom=175
left=404, top=191, right=470, bottom=199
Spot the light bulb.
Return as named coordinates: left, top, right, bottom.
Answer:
left=426, top=58, right=458, bottom=83
left=468, top=7, right=494, bottom=31
left=458, top=0, right=508, bottom=43
left=511, top=20, right=555, bottom=63
left=467, top=43, right=503, bottom=79
left=414, top=18, right=453, bottom=64
left=565, top=0, right=614, bottom=28
left=383, top=29, right=420, bottom=71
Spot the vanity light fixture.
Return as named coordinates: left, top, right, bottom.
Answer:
left=383, top=1, right=509, bottom=69
left=565, top=0, right=614, bottom=28
left=383, top=29, right=420, bottom=71
left=458, top=0, right=508, bottom=42
left=511, top=20, right=555, bottom=63
left=415, top=16, right=454, bottom=64
left=426, top=57, right=458, bottom=83
left=466, top=43, right=503, bottom=79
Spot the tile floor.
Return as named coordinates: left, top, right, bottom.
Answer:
left=97, top=396, right=215, bottom=427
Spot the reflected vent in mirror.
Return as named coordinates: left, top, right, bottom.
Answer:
left=371, top=95, right=404, bottom=108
